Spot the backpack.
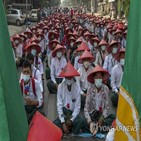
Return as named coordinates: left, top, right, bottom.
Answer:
left=20, top=78, right=36, bottom=96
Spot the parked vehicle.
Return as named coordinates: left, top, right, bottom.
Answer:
left=29, top=9, right=38, bottom=22
left=6, top=9, right=25, bottom=26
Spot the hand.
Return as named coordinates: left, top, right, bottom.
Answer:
left=83, top=93, right=87, bottom=97
left=25, top=98, right=31, bottom=105
left=55, top=83, right=58, bottom=89
left=62, top=123, right=69, bottom=134
left=65, top=119, right=73, bottom=129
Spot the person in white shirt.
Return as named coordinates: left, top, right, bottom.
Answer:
left=54, top=62, right=89, bottom=134
left=20, top=61, right=43, bottom=124
left=74, top=42, right=90, bottom=70
left=77, top=50, right=94, bottom=110
left=12, top=34, right=23, bottom=66
left=103, top=40, right=121, bottom=75
left=111, top=49, right=125, bottom=107
left=121, top=31, right=127, bottom=48
left=25, top=42, right=44, bottom=77
left=95, top=39, right=108, bottom=66
left=103, top=40, right=121, bottom=88
left=47, top=44, right=67, bottom=94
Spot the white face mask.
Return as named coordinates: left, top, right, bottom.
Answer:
left=22, top=74, right=30, bottom=82
left=120, top=59, right=125, bottom=66
left=56, top=51, right=62, bottom=58
left=101, top=45, right=106, bottom=51
left=33, top=30, right=36, bottom=33
left=25, top=34, right=28, bottom=38
left=95, top=79, right=102, bottom=88
left=31, top=49, right=37, bottom=56
left=112, top=47, right=118, bottom=54
left=70, top=42, right=74, bottom=47
left=15, top=40, right=19, bottom=44
left=83, top=61, right=90, bottom=68
left=21, top=37, right=24, bottom=41
left=94, top=42, right=98, bottom=46
left=65, top=78, right=73, bottom=85
left=38, top=36, right=42, bottom=41
left=44, top=29, right=47, bottom=33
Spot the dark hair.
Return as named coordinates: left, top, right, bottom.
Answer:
left=26, top=53, right=34, bottom=62
left=22, top=60, right=31, bottom=70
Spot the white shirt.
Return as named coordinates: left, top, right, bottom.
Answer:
left=51, top=56, right=67, bottom=84
left=106, top=128, right=115, bottom=141
left=20, top=79, right=43, bottom=108
left=111, top=63, right=123, bottom=93
left=34, top=56, right=44, bottom=75
left=20, top=65, right=43, bottom=92
left=103, top=54, right=118, bottom=74
left=57, top=80, right=81, bottom=123
left=47, top=51, right=52, bottom=69
left=121, top=38, right=126, bottom=48
left=77, top=65, right=94, bottom=92
left=15, top=43, right=23, bottom=58
left=95, top=51, right=107, bottom=66
left=39, top=39, right=45, bottom=53
left=74, top=56, right=83, bottom=70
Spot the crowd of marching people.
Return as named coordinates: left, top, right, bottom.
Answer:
left=10, top=8, right=127, bottom=139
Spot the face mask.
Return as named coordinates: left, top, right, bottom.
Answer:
left=70, top=42, right=74, bottom=47
left=31, top=49, right=37, bottom=56
left=38, top=37, right=41, bottom=41
left=44, top=29, right=47, bottom=33
left=65, top=78, right=73, bottom=85
left=51, top=35, right=55, bottom=39
left=22, top=74, right=30, bottom=83
left=33, top=30, right=36, bottom=33
left=95, top=79, right=102, bottom=88
left=15, top=40, right=19, bottom=44
left=56, top=51, right=62, bottom=58
left=101, top=45, right=106, bottom=51
left=94, top=42, right=97, bottom=46
left=25, top=34, right=28, bottom=38
left=120, top=59, right=125, bottom=66
left=83, top=61, right=90, bottom=68
left=21, top=37, right=24, bottom=41
left=112, top=47, right=118, bottom=54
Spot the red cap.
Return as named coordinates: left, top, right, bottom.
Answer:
left=49, top=39, right=60, bottom=51
left=114, top=29, right=122, bottom=35
left=12, top=34, right=21, bottom=41
left=76, top=42, right=90, bottom=52
left=97, top=39, right=108, bottom=47
left=87, top=65, right=110, bottom=83
left=25, top=42, right=41, bottom=54
left=115, top=48, right=126, bottom=62
left=78, top=50, right=95, bottom=64
left=52, top=44, right=66, bottom=57
left=59, top=61, right=80, bottom=78
left=48, top=31, right=59, bottom=40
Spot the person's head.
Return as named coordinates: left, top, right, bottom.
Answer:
left=65, top=77, right=74, bottom=85
left=93, top=72, right=103, bottom=89
left=26, top=53, right=34, bottom=65
left=22, top=61, right=32, bottom=83
left=82, top=58, right=90, bottom=68
left=119, top=52, right=125, bottom=66
left=56, top=49, right=63, bottom=58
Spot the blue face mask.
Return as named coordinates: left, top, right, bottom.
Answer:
left=31, top=49, right=37, bottom=56
left=112, top=47, right=118, bottom=54
left=95, top=79, right=102, bottom=88
left=22, top=74, right=30, bottom=82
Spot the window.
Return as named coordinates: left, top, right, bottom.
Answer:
left=11, top=10, right=18, bottom=14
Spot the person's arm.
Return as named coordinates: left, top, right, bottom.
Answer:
left=102, top=86, right=109, bottom=118
left=57, top=84, right=65, bottom=123
left=70, top=86, right=81, bottom=121
left=103, top=55, right=108, bottom=70
left=111, top=67, right=118, bottom=93
left=84, top=87, right=92, bottom=124
left=50, top=59, right=57, bottom=84
left=38, top=57, right=44, bottom=75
